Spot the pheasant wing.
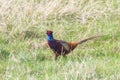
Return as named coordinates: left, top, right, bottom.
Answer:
left=59, top=40, right=70, bottom=51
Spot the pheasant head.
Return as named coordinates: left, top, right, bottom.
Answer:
left=46, top=30, right=54, bottom=41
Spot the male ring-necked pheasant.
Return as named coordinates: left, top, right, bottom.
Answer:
left=47, top=30, right=101, bottom=60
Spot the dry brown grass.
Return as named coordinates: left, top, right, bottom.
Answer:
left=0, top=0, right=120, bottom=80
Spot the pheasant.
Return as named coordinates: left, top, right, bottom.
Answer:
left=46, top=30, right=101, bottom=60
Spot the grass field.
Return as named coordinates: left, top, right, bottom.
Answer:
left=0, top=0, right=120, bottom=80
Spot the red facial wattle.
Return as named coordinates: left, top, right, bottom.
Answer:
left=47, top=30, right=52, bottom=35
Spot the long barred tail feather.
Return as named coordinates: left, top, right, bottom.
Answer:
left=78, top=35, right=102, bottom=44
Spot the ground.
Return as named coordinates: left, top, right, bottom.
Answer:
left=0, top=0, right=120, bottom=80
